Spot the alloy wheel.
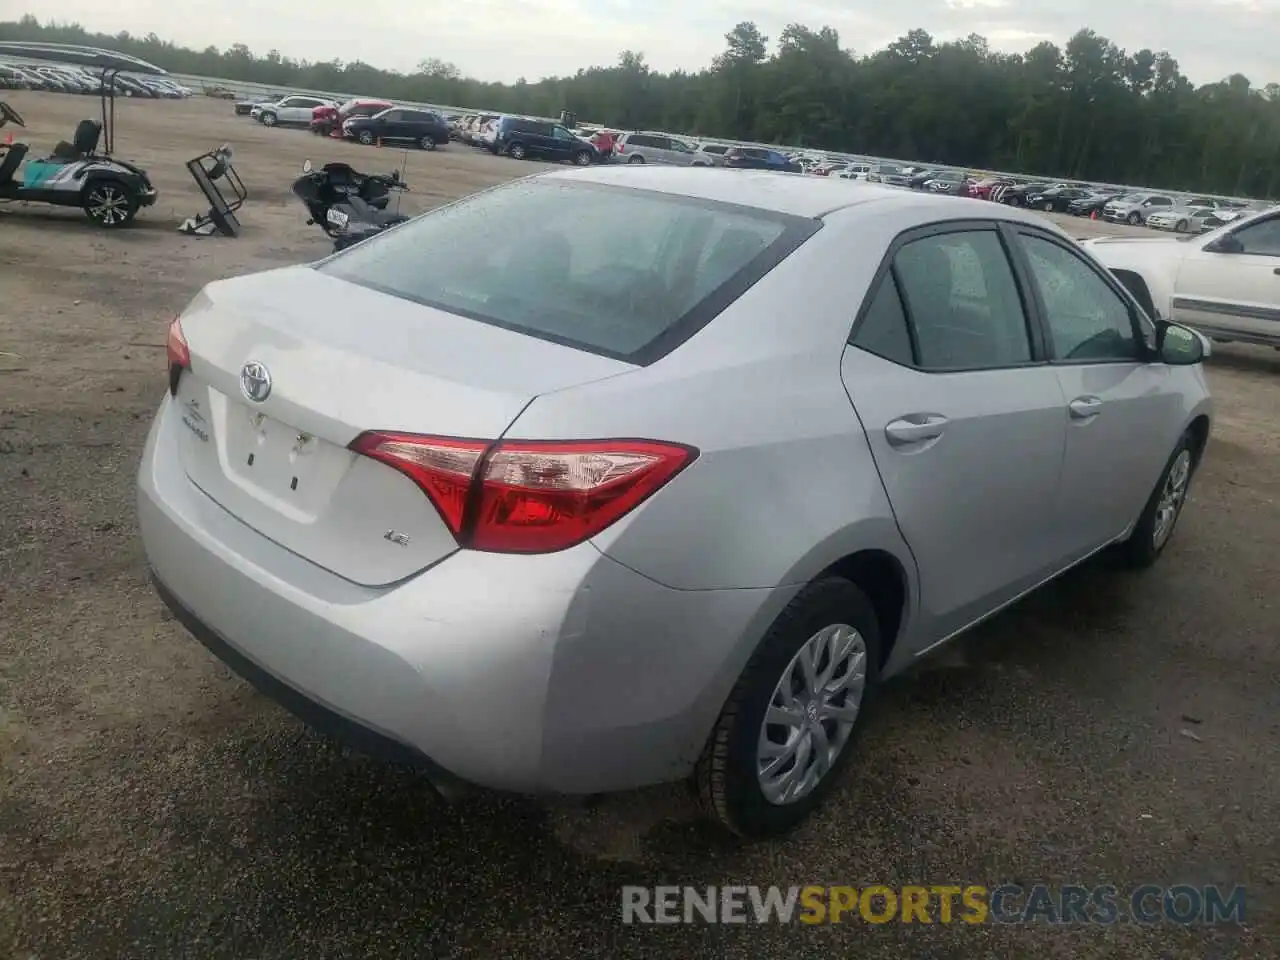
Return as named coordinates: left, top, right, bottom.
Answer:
left=756, top=624, right=867, bottom=806
left=86, top=185, right=131, bottom=226
left=1153, top=449, right=1192, bottom=549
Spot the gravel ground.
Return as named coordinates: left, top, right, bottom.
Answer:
left=1, top=92, right=1278, bottom=959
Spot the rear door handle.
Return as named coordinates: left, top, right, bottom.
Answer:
left=1068, top=396, right=1103, bottom=420
left=885, top=414, right=949, bottom=447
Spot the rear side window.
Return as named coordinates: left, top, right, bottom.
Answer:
left=319, top=180, right=817, bottom=363
left=852, top=274, right=914, bottom=366
left=892, top=231, right=1032, bottom=370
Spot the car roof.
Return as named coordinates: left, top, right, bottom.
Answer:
left=538, top=166, right=1069, bottom=226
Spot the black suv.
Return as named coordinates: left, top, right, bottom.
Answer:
left=491, top=117, right=597, bottom=165
left=343, top=108, right=452, bottom=150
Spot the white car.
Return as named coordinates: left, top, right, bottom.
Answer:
left=256, top=95, right=335, bottom=127
left=1083, top=205, right=1280, bottom=347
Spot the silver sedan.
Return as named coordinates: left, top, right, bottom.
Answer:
left=139, top=167, right=1213, bottom=838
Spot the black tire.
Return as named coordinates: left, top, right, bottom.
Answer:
left=573, top=149, right=592, bottom=166
left=1127, top=212, right=1142, bottom=225
left=357, top=130, right=374, bottom=146
left=628, top=154, right=645, bottom=164
left=260, top=112, right=277, bottom=127
left=419, top=135, right=437, bottom=151
left=1175, top=220, right=1189, bottom=233
left=695, top=577, right=881, bottom=839
left=1009, top=195, right=1023, bottom=206
left=508, top=142, right=526, bottom=160
left=1116, top=433, right=1197, bottom=569
left=82, top=179, right=138, bottom=228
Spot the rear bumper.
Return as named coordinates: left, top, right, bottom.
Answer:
left=149, top=568, right=470, bottom=795
left=137, top=394, right=778, bottom=795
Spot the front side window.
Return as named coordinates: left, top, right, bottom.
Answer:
left=552, top=127, right=575, bottom=140
left=319, top=180, right=810, bottom=362
left=1230, top=216, right=1280, bottom=256
left=892, top=230, right=1032, bottom=370
left=1019, top=235, right=1140, bottom=362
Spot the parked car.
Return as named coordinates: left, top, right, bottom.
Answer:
left=143, top=166, right=1211, bottom=840
left=970, top=177, right=1014, bottom=201
left=831, top=162, right=870, bottom=180
left=240, top=94, right=287, bottom=117
left=490, top=116, right=596, bottom=164
left=1144, top=206, right=1222, bottom=234
left=0, top=64, right=33, bottom=89
left=692, top=142, right=732, bottom=167
left=1103, top=193, right=1175, bottom=226
left=343, top=108, right=452, bottom=150
left=313, top=98, right=393, bottom=137
left=1033, top=186, right=1094, bottom=213
left=923, top=171, right=971, bottom=195
left=866, top=164, right=912, bottom=187
left=908, top=169, right=949, bottom=189
left=257, top=96, right=335, bottom=127
left=993, top=180, right=1053, bottom=206
left=723, top=147, right=803, bottom=173
left=612, top=131, right=698, bottom=165
left=1083, top=204, right=1280, bottom=346
left=589, top=129, right=620, bottom=158
left=1067, top=191, right=1123, bottom=217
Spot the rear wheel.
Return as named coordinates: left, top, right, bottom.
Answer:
left=260, top=112, right=277, bottom=127
left=695, top=578, right=880, bottom=839
left=83, top=180, right=138, bottom=228
left=628, top=154, right=645, bottom=164
left=419, top=135, right=437, bottom=151
left=508, top=142, right=526, bottom=160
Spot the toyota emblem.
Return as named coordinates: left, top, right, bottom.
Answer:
left=240, top=360, right=272, bottom=403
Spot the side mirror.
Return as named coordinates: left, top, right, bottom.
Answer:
left=1157, top=320, right=1204, bottom=365
left=1205, top=234, right=1242, bottom=254
left=302, top=159, right=313, bottom=173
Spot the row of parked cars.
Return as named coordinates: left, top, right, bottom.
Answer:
left=234, top=93, right=455, bottom=150
left=227, top=90, right=1275, bottom=220
left=451, top=114, right=811, bottom=171
left=0, top=60, right=191, bottom=97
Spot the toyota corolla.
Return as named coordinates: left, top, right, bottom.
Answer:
left=139, top=167, right=1212, bottom=838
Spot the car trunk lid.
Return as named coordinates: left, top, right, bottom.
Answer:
left=173, top=267, right=632, bottom=586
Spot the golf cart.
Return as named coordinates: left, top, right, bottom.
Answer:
left=0, top=42, right=162, bottom=227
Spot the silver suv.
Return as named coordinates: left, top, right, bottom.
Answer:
left=1103, top=193, right=1174, bottom=226
left=612, top=131, right=697, bottom=165
left=691, top=143, right=731, bottom=167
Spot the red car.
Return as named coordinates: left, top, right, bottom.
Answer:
left=969, top=177, right=1014, bottom=201
left=311, top=98, right=394, bottom=138
left=589, top=129, right=619, bottom=155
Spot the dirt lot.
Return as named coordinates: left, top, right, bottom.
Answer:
left=2, top=93, right=1278, bottom=959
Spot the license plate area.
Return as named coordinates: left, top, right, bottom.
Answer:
left=221, top=402, right=353, bottom=517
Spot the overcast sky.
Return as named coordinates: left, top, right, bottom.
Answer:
left=22, top=0, right=1280, bottom=87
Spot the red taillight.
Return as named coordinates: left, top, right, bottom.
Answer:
left=166, top=317, right=189, bottom=394
left=350, top=433, right=696, bottom=554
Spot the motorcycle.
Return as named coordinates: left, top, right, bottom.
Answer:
left=291, top=159, right=411, bottom=251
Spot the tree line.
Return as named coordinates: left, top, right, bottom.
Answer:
left=4, top=15, right=1279, bottom=197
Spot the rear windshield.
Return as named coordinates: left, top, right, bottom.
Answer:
left=318, top=179, right=818, bottom=364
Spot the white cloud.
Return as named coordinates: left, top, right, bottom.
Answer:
left=20, top=0, right=1280, bottom=86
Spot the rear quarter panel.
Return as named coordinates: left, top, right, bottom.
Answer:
left=505, top=200, right=922, bottom=596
